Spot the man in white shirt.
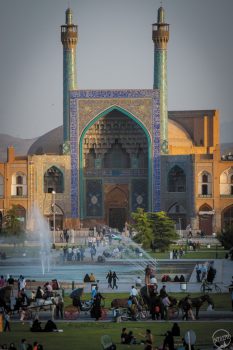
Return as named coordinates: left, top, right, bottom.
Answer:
left=130, top=286, right=138, bottom=297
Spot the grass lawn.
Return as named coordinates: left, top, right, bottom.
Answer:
left=149, top=250, right=227, bottom=259
left=64, top=293, right=232, bottom=311
left=1, top=322, right=232, bottom=349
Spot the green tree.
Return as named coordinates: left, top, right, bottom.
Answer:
left=131, top=209, right=178, bottom=251
left=219, top=226, right=233, bottom=249
left=3, top=205, right=23, bottom=235
left=149, top=211, right=178, bottom=252
left=131, top=208, right=153, bottom=248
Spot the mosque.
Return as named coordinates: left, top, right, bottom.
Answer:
left=0, top=7, right=233, bottom=235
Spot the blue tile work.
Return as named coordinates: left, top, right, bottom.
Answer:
left=86, top=179, right=103, bottom=217
left=152, top=94, right=161, bottom=211
left=70, top=96, right=78, bottom=218
left=154, top=49, right=168, bottom=154
left=70, top=89, right=161, bottom=218
left=131, top=179, right=148, bottom=212
left=63, top=48, right=77, bottom=142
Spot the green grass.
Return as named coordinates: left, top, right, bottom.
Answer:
left=149, top=250, right=227, bottom=259
left=1, top=322, right=232, bottom=349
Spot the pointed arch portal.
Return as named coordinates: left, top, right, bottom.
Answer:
left=69, top=89, right=160, bottom=228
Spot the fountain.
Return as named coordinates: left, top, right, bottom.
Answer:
left=0, top=223, right=194, bottom=289
left=30, top=205, right=51, bottom=275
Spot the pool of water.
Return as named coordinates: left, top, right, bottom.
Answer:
left=0, top=256, right=194, bottom=283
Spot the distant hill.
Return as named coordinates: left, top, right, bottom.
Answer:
left=0, top=134, right=37, bottom=162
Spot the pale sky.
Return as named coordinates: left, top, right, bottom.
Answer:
left=0, top=0, right=233, bottom=142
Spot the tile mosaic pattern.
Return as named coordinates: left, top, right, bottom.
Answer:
left=70, top=89, right=161, bottom=218
left=86, top=179, right=103, bottom=217
left=131, top=179, right=148, bottom=212
left=63, top=48, right=77, bottom=142
left=154, top=49, right=168, bottom=154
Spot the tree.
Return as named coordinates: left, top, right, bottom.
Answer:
left=149, top=211, right=178, bottom=252
left=131, top=208, right=153, bottom=248
left=131, top=209, right=178, bottom=251
left=219, top=226, right=233, bottom=250
left=3, top=205, right=23, bottom=235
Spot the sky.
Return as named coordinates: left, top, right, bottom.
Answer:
left=0, top=0, right=233, bottom=142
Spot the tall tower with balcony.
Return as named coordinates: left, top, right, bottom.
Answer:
left=61, top=8, right=78, bottom=151
left=152, top=7, right=169, bottom=154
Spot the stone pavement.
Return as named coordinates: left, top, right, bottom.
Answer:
left=89, top=258, right=233, bottom=294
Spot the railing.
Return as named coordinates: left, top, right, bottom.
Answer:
left=198, top=194, right=212, bottom=198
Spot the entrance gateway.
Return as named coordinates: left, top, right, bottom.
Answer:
left=109, top=208, right=127, bottom=232
left=69, top=89, right=161, bottom=229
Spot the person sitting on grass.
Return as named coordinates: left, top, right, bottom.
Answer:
left=171, top=322, right=180, bottom=337
left=44, top=319, right=58, bottom=332
left=120, top=327, right=128, bottom=344
left=30, top=318, right=42, bottom=332
left=163, top=330, right=175, bottom=350
left=125, top=331, right=137, bottom=344
left=144, top=340, right=153, bottom=350
left=139, top=329, right=154, bottom=346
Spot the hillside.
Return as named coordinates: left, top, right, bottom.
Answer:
left=0, top=134, right=37, bottom=162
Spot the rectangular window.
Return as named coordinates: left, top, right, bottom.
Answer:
left=202, top=184, right=208, bottom=195
left=16, top=186, right=23, bottom=196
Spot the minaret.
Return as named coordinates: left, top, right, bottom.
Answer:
left=152, top=7, right=169, bottom=154
left=61, top=8, right=78, bottom=147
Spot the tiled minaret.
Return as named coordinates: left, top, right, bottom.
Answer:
left=152, top=7, right=169, bottom=154
left=61, top=8, right=78, bottom=150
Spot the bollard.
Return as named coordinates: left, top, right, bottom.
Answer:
left=72, top=281, right=75, bottom=290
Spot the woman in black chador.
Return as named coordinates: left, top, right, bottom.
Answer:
left=91, top=292, right=105, bottom=321
left=106, top=270, right=113, bottom=288
left=112, top=272, right=118, bottom=289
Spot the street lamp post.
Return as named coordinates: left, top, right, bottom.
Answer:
left=178, top=217, right=182, bottom=238
left=52, top=190, right=56, bottom=244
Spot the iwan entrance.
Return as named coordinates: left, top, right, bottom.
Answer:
left=80, top=107, right=150, bottom=229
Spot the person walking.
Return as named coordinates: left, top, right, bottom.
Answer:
left=112, top=271, right=118, bottom=289
left=106, top=270, right=113, bottom=288
left=55, top=294, right=64, bottom=319
left=195, top=263, right=202, bottom=282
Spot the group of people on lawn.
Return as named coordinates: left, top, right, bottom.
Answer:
left=120, top=323, right=181, bottom=350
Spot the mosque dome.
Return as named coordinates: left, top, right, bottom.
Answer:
left=168, top=119, right=194, bottom=147
left=28, top=125, right=63, bottom=155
